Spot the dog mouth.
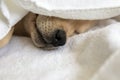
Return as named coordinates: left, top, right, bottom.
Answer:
left=31, top=25, right=57, bottom=50
left=32, top=24, right=66, bottom=50
left=29, top=14, right=66, bottom=50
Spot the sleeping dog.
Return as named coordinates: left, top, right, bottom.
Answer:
left=0, top=12, right=96, bottom=49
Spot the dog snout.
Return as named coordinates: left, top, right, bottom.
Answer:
left=51, top=30, right=66, bottom=47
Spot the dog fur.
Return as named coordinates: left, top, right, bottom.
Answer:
left=0, top=12, right=96, bottom=49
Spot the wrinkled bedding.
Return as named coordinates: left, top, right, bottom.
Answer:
left=0, top=0, right=120, bottom=80
left=0, top=17, right=120, bottom=80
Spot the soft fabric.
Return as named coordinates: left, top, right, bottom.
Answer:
left=0, top=17, right=120, bottom=80
left=0, top=0, right=120, bottom=40
left=0, top=1, right=120, bottom=80
left=0, top=0, right=28, bottom=40
left=17, top=0, right=120, bottom=20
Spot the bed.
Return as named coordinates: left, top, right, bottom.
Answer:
left=0, top=0, right=120, bottom=80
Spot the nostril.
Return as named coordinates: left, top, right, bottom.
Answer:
left=55, top=30, right=62, bottom=42
left=52, top=30, right=66, bottom=47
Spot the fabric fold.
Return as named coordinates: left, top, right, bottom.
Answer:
left=0, top=0, right=28, bottom=40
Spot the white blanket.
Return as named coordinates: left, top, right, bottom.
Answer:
left=0, top=0, right=120, bottom=80
left=0, top=17, right=120, bottom=80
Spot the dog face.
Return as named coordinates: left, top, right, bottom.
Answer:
left=23, top=12, right=95, bottom=49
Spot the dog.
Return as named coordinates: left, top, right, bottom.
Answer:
left=0, top=12, right=96, bottom=49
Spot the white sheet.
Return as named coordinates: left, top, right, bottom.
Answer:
left=0, top=0, right=28, bottom=40
left=0, top=17, right=120, bottom=80
left=17, top=0, right=120, bottom=20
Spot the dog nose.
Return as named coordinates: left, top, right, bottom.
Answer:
left=52, top=30, right=66, bottom=47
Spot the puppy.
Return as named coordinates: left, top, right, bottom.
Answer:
left=1, top=12, right=96, bottom=49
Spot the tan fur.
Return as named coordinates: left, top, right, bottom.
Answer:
left=0, top=27, right=14, bottom=48
left=0, top=12, right=96, bottom=48
left=36, top=14, right=96, bottom=38
left=52, top=17, right=96, bottom=37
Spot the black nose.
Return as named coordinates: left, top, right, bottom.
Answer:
left=52, top=30, right=66, bottom=47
